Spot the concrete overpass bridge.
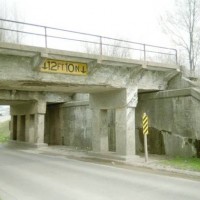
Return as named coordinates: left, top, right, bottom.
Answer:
left=0, top=19, right=180, bottom=159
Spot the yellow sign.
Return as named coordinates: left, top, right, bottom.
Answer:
left=40, top=59, right=88, bottom=75
left=142, top=112, right=149, bottom=135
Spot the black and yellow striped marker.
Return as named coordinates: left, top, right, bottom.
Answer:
left=142, top=112, right=148, bottom=135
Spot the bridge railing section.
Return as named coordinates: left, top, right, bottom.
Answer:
left=0, top=19, right=177, bottom=64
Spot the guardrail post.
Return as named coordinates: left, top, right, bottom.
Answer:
left=44, top=27, right=47, bottom=48
left=99, top=36, right=102, bottom=57
left=143, top=44, right=146, bottom=61
left=175, top=49, right=178, bottom=64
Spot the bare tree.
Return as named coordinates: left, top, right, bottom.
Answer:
left=0, top=0, right=7, bottom=41
left=161, top=0, right=200, bottom=76
left=0, top=0, right=23, bottom=43
left=104, top=40, right=131, bottom=58
left=84, top=39, right=131, bottom=59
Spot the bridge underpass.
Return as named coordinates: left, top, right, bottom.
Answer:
left=0, top=17, right=180, bottom=159
left=0, top=41, right=179, bottom=160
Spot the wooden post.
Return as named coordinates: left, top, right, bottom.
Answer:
left=144, top=133, right=148, bottom=162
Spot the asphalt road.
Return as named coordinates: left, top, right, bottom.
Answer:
left=0, top=145, right=199, bottom=200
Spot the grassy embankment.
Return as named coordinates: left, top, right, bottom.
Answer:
left=0, top=120, right=9, bottom=200
left=162, top=157, right=200, bottom=172
left=0, top=120, right=10, bottom=143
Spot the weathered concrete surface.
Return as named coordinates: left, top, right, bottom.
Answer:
left=0, top=90, right=71, bottom=105
left=1, top=41, right=199, bottom=159
left=0, top=42, right=181, bottom=158
left=136, top=87, right=200, bottom=157
left=61, top=101, right=92, bottom=150
left=0, top=42, right=179, bottom=93
left=59, top=94, right=116, bottom=152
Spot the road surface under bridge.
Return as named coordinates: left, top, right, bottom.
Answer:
left=0, top=146, right=199, bottom=200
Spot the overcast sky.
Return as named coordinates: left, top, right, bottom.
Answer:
left=2, top=0, right=175, bottom=47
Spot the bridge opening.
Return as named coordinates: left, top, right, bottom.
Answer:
left=11, top=115, right=25, bottom=142
left=43, top=95, right=117, bottom=153
left=1, top=100, right=46, bottom=147
left=12, top=115, right=17, bottom=140
left=45, top=103, right=62, bottom=146
left=0, top=105, right=11, bottom=144
left=108, top=109, right=116, bottom=152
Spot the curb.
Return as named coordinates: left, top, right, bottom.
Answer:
left=33, top=147, right=200, bottom=180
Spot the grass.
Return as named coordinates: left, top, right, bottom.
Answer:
left=161, top=157, right=200, bottom=172
left=0, top=120, right=10, bottom=143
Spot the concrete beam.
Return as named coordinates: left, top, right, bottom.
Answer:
left=146, top=61, right=179, bottom=71
left=0, top=42, right=180, bottom=71
left=31, top=53, right=47, bottom=71
left=139, top=88, right=200, bottom=101
left=0, top=90, right=70, bottom=104
left=0, top=42, right=179, bottom=93
left=90, top=88, right=138, bottom=109
left=164, top=70, right=180, bottom=82
left=11, top=103, right=37, bottom=115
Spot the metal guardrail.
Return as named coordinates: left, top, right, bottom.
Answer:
left=0, top=18, right=177, bottom=64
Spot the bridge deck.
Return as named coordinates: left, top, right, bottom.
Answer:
left=0, top=42, right=179, bottom=94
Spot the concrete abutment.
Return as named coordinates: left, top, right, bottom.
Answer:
left=136, top=86, right=200, bottom=158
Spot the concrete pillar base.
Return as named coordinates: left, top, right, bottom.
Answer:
left=8, top=140, right=48, bottom=148
left=88, top=151, right=140, bottom=162
left=92, top=109, right=109, bottom=153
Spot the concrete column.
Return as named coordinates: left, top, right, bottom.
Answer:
left=10, top=115, right=13, bottom=140
left=115, top=107, right=136, bottom=156
left=92, top=109, right=109, bottom=153
left=115, top=88, right=138, bottom=156
left=90, top=87, right=138, bottom=157
left=28, top=114, right=35, bottom=143
left=25, top=114, right=35, bottom=143
left=32, top=101, right=47, bottom=146
left=34, top=113, right=45, bottom=144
